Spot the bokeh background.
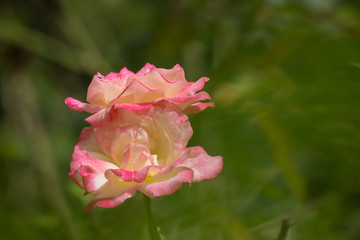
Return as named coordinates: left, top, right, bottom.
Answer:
left=1, top=0, right=360, bottom=239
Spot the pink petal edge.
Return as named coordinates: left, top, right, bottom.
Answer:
left=65, top=97, right=103, bottom=113
left=140, top=167, right=194, bottom=198
left=85, top=184, right=139, bottom=211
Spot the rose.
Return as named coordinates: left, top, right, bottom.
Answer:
left=65, top=63, right=214, bottom=121
left=69, top=101, right=223, bottom=210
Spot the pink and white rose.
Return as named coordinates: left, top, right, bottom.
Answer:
left=65, top=63, right=214, bottom=120
left=69, top=101, right=222, bottom=210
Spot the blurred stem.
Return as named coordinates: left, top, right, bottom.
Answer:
left=143, top=194, right=162, bottom=240
left=277, top=218, right=293, bottom=240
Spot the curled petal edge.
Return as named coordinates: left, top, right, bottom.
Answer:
left=140, top=146, right=223, bottom=198
left=183, top=102, right=215, bottom=114
left=65, top=97, right=103, bottom=113
left=85, top=184, right=139, bottom=211
left=140, top=167, right=194, bottom=198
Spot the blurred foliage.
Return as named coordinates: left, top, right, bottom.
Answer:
left=1, top=0, right=360, bottom=239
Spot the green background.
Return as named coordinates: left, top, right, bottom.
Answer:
left=1, top=0, right=360, bottom=239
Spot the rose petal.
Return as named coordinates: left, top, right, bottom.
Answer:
left=105, top=165, right=162, bottom=183
left=85, top=182, right=139, bottom=211
left=183, top=102, right=215, bottom=114
left=108, top=128, right=137, bottom=166
left=135, top=63, right=154, bottom=76
left=165, top=91, right=213, bottom=113
left=166, top=91, right=211, bottom=104
left=120, top=142, right=152, bottom=170
left=171, top=146, right=223, bottom=182
left=69, top=150, right=118, bottom=192
left=110, top=79, right=164, bottom=105
left=102, top=72, right=119, bottom=80
left=85, top=108, right=112, bottom=126
left=85, top=103, right=153, bottom=126
left=148, top=101, right=193, bottom=166
left=181, top=76, right=209, bottom=95
left=65, top=97, right=103, bottom=113
left=128, top=65, right=187, bottom=97
left=118, top=67, right=135, bottom=80
left=157, top=64, right=186, bottom=84
left=87, top=75, right=125, bottom=106
left=139, top=167, right=194, bottom=198
left=148, top=146, right=222, bottom=183
left=74, top=127, right=113, bottom=163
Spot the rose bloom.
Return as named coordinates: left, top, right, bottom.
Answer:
left=65, top=63, right=214, bottom=121
left=69, top=101, right=223, bottom=210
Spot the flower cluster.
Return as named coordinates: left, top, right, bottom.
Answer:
left=66, top=63, right=223, bottom=210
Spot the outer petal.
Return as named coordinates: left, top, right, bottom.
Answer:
left=85, top=103, right=153, bottom=126
left=86, top=75, right=125, bottom=106
left=180, top=77, right=209, bottom=95
left=65, top=97, right=103, bottom=113
left=175, top=146, right=223, bottom=182
left=85, top=182, right=139, bottom=211
left=74, top=127, right=113, bottom=163
left=102, top=72, right=119, bottom=80
left=166, top=91, right=211, bottom=104
left=165, top=91, right=213, bottom=113
left=189, top=76, right=210, bottom=93
left=139, top=167, right=194, bottom=198
left=69, top=150, right=117, bottom=191
left=139, top=146, right=222, bottom=198
left=69, top=127, right=118, bottom=192
left=118, top=67, right=135, bottom=80
left=110, top=79, right=165, bottom=105
left=150, top=146, right=222, bottom=183
left=157, top=64, right=186, bottom=84
left=135, top=63, right=154, bottom=76
left=129, top=65, right=187, bottom=97
left=85, top=108, right=112, bottom=126
left=183, top=102, right=215, bottom=114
